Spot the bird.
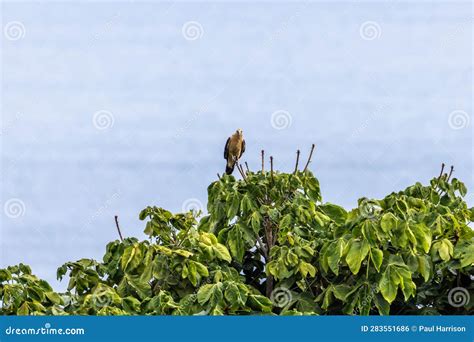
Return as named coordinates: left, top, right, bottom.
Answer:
left=224, top=129, right=246, bottom=175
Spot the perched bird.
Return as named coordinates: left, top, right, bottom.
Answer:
left=224, top=129, right=246, bottom=175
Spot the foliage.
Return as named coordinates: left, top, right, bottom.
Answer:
left=1, top=169, right=473, bottom=315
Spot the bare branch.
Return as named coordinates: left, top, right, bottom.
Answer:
left=436, top=163, right=446, bottom=194
left=303, top=144, right=316, bottom=172
left=438, top=163, right=445, bottom=181
left=447, top=165, right=454, bottom=182
left=114, top=215, right=124, bottom=242
left=217, top=173, right=221, bottom=180
left=294, top=149, right=301, bottom=174
left=270, top=156, right=274, bottom=182
left=266, top=275, right=274, bottom=299
left=261, top=150, right=265, bottom=173
left=237, top=163, right=247, bottom=181
left=245, top=161, right=250, bottom=173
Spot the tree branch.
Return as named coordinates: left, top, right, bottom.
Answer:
left=261, top=150, right=265, bottom=173
left=270, top=156, right=274, bottom=182
left=303, top=144, right=316, bottom=172
left=294, top=149, right=300, bottom=174
left=256, top=235, right=268, bottom=260
left=114, top=215, right=124, bottom=242
left=437, top=163, right=445, bottom=182
left=447, top=165, right=454, bottom=182
left=436, top=163, right=446, bottom=194
left=245, top=161, right=250, bottom=173
left=237, top=163, right=247, bottom=181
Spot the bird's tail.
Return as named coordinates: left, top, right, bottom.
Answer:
left=225, top=160, right=235, bottom=175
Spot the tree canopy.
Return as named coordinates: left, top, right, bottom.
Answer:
left=1, top=161, right=473, bottom=315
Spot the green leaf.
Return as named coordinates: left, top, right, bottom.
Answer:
left=17, top=302, right=29, bottom=315
left=397, top=267, right=416, bottom=301
left=174, top=249, right=194, bottom=258
left=406, top=254, right=419, bottom=273
left=182, top=264, right=189, bottom=279
left=319, top=243, right=330, bottom=273
left=373, top=293, right=390, bottom=315
left=379, top=261, right=416, bottom=304
left=27, top=286, right=45, bottom=302
left=379, top=267, right=398, bottom=304
left=0, top=269, right=12, bottom=282
left=213, top=243, right=232, bottom=263
left=122, top=296, right=141, bottom=313
left=139, top=259, right=154, bottom=284
left=187, top=261, right=199, bottom=286
left=250, top=212, right=261, bottom=233
left=454, top=239, right=474, bottom=268
left=192, top=261, right=209, bottom=277
left=45, top=291, right=63, bottom=305
left=224, top=282, right=248, bottom=307
left=285, top=250, right=299, bottom=266
left=56, top=264, right=67, bottom=281
left=345, top=239, right=370, bottom=275
left=332, top=284, right=354, bottom=301
left=121, top=244, right=143, bottom=272
left=19, top=264, right=32, bottom=274
left=430, top=216, right=444, bottom=236
left=433, top=239, right=453, bottom=261
left=298, top=261, right=316, bottom=278
left=144, top=221, right=153, bottom=236
left=417, top=255, right=431, bottom=282
left=227, top=194, right=240, bottom=218
left=410, top=223, right=432, bottom=253
left=228, top=227, right=245, bottom=262
left=327, top=239, right=345, bottom=275
left=279, top=214, right=292, bottom=231
left=320, top=204, right=347, bottom=225
left=371, top=248, right=383, bottom=272
left=321, top=286, right=334, bottom=310
left=126, top=275, right=151, bottom=300
left=197, top=283, right=223, bottom=307
left=240, top=194, right=254, bottom=213
left=248, top=294, right=272, bottom=312
left=380, top=213, right=397, bottom=232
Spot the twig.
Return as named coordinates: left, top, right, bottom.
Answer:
left=236, top=163, right=243, bottom=177
left=438, top=163, right=445, bottom=180
left=217, top=173, right=221, bottom=180
left=237, top=163, right=247, bottom=181
left=270, top=156, right=274, bottom=182
left=447, top=165, right=454, bottom=182
left=261, top=150, right=265, bottom=173
left=266, top=274, right=274, bottom=299
left=245, top=161, right=250, bottom=174
left=114, top=215, right=124, bottom=242
left=303, top=144, right=316, bottom=172
left=294, top=149, right=300, bottom=174
left=436, top=163, right=446, bottom=194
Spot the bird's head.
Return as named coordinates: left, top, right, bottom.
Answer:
left=236, top=128, right=243, bottom=136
